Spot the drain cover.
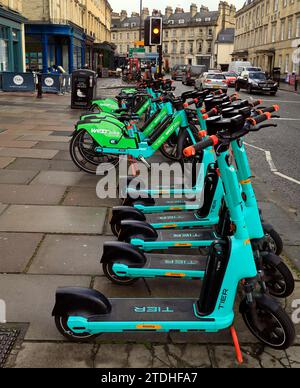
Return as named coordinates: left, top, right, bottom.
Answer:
left=0, top=326, right=20, bottom=368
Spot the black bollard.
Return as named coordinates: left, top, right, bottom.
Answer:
left=37, top=73, right=43, bottom=99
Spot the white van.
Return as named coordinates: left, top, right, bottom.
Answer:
left=228, top=61, right=252, bottom=75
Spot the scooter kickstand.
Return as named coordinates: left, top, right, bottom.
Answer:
left=230, top=325, right=243, bottom=365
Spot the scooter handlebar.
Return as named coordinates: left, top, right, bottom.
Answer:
left=249, top=99, right=263, bottom=107
left=183, top=136, right=219, bottom=157
left=202, top=108, right=218, bottom=120
left=247, top=112, right=272, bottom=126
left=256, top=105, right=280, bottom=114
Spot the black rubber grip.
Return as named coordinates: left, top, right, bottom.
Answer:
left=261, top=105, right=279, bottom=114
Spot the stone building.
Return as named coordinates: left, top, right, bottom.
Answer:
left=22, top=0, right=112, bottom=73
left=233, top=0, right=300, bottom=76
left=0, top=0, right=26, bottom=72
left=111, top=2, right=236, bottom=69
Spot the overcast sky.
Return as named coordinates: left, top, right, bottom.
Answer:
left=109, top=0, right=246, bottom=14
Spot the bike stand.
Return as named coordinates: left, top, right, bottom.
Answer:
left=230, top=326, right=243, bottom=365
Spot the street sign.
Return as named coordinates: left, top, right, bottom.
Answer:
left=129, top=48, right=146, bottom=59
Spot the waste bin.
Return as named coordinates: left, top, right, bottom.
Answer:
left=71, top=69, right=97, bottom=109
left=273, top=67, right=281, bottom=84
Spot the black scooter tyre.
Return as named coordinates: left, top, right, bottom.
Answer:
left=241, top=297, right=295, bottom=350
left=262, top=258, right=295, bottom=298
left=55, top=316, right=99, bottom=343
left=263, top=227, right=283, bottom=256
left=103, top=262, right=140, bottom=286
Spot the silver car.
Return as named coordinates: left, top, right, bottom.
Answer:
left=195, top=72, right=229, bottom=93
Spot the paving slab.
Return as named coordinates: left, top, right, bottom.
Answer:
left=0, top=148, right=59, bottom=160
left=146, top=278, right=201, bottom=298
left=94, top=344, right=133, bottom=368
left=0, top=274, right=91, bottom=340
left=0, top=140, right=38, bottom=149
left=29, top=235, right=113, bottom=275
left=13, top=342, right=93, bottom=368
left=0, top=233, right=43, bottom=273
left=213, top=345, right=261, bottom=368
left=52, top=151, right=72, bottom=161
left=50, top=131, right=73, bottom=137
left=0, top=184, right=66, bottom=205
left=63, top=187, right=122, bottom=208
left=0, top=157, right=15, bottom=168
left=93, top=276, right=150, bottom=298
left=284, top=246, right=300, bottom=273
left=0, top=204, right=8, bottom=216
left=20, top=134, right=70, bottom=143
left=0, top=170, right=38, bottom=185
left=30, top=171, right=100, bottom=188
left=6, top=158, right=80, bottom=172
left=0, top=205, right=107, bottom=234
left=33, top=141, right=69, bottom=151
left=286, top=347, right=300, bottom=368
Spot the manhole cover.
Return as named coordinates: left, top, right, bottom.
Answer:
left=0, top=327, right=19, bottom=368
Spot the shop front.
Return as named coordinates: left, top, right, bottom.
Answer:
left=0, top=6, right=26, bottom=72
left=25, top=23, right=85, bottom=74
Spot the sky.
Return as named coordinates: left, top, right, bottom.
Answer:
left=109, top=0, right=246, bottom=14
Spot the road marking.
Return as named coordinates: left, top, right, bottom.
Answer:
left=259, top=99, right=300, bottom=103
left=273, top=118, right=300, bottom=121
left=245, top=142, right=300, bottom=185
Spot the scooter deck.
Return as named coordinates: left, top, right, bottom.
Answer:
left=155, top=228, right=215, bottom=242
left=144, top=254, right=207, bottom=271
left=137, top=196, right=200, bottom=207
left=88, top=298, right=213, bottom=323
left=146, top=211, right=201, bottom=224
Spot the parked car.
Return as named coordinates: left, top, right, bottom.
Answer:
left=182, top=65, right=207, bottom=86
left=195, top=72, right=228, bottom=93
left=171, top=65, right=187, bottom=81
left=208, top=69, right=222, bottom=74
left=235, top=71, right=278, bottom=95
left=228, top=61, right=252, bottom=75
left=223, top=72, right=238, bottom=87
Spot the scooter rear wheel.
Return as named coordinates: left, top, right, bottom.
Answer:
left=55, top=316, right=99, bottom=342
left=70, top=129, right=119, bottom=175
left=241, top=297, right=295, bottom=350
left=103, top=262, right=140, bottom=286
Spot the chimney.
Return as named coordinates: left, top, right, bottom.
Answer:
left=200, top=5, right=209, bottom=13
left=152, top=9, right=162, bottom=16
left=131, top=12, right=139, bottom=17
left=142, top=7, right=150, bottom=20
left=190, top=3, right=198, bottom=17
left=165, top=6, right=173, bottom=18
left=175, top=7, right=184, bottom=14
left=120, top=10, right=127, bottom=21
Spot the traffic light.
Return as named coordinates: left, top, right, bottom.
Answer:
left=144, top=17, right=162, bottom=46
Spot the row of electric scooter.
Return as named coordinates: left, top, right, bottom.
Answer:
left=52, top=79, right=296, bottom=363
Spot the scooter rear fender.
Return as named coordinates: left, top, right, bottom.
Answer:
left=111, top=206, right=146, bottom=226
left=101, top=241, right=147, bottom=266
left=118, top=220, right=158, bottom=243
left=52, top=288, right=111, bottom=317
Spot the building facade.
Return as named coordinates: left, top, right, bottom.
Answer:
left=233, top=0, right=300, bottom=76
left=111, top=2, right=236, bottom=69
left=0, top=0, right=26, bottom=72
left=22, top=0, right=112, bottom=73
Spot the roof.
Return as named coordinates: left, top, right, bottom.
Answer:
left=111, top=10, right=220, bottom=30
left=217, top=28, right=235, bottom=43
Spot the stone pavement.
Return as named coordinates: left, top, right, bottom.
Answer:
left=0, top=84, right=299, bottom=369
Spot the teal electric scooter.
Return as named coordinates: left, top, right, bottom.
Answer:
left=53, top=118, right=295, bottom=356
left=102, top=111, right=294, bottom=298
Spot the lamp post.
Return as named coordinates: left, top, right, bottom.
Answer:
left=139, top=0, right=143, bottom=41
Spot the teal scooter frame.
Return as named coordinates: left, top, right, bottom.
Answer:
left=52, top=123, right=295, bottom=355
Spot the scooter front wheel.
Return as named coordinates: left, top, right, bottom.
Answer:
left=103, top=262, right=140, bottom=286
left=241, top=297, right=295, bottom=350
left=262, top=258, right=295, bottom=298
left=263, top=226, right=283, bottom=256
left=55, top=316, right=99, bottom=343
